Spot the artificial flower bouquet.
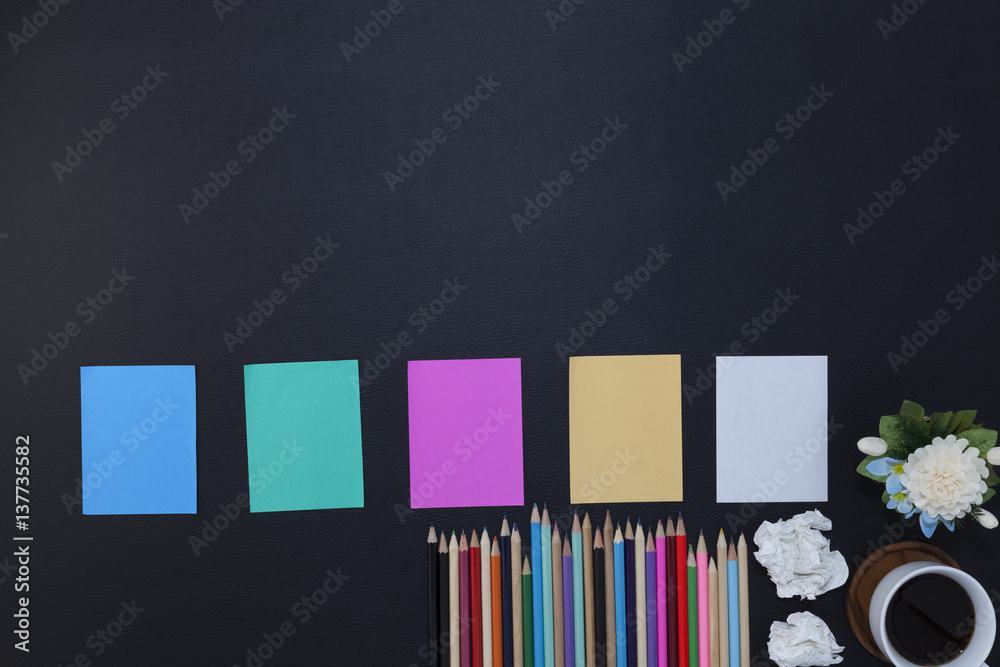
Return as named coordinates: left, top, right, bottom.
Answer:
left=857, top=400, right=1000, bottom=537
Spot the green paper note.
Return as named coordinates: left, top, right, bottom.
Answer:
left=244, top=360, right=364, bottom=512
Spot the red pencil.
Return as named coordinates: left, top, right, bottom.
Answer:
left=471, top=530, right=483, bottom=667
left=666, top=518, right=678, bottom=667
left=676, top=515, right=688, bottom=667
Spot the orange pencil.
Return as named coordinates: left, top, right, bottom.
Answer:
left=492, top=538, right=503, bottom=666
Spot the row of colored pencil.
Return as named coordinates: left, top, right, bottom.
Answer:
left=426, top=507, right=751, bottom=667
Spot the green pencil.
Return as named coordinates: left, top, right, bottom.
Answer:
left=688, top=546, right=698, bottom=667
left=522, top=556, right=534, bottom=667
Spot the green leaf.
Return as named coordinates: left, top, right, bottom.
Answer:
left=949, top=410, right=977, bottom=434
left=983, top=487, right=996, bottom=504
left=879, top=415, right=904, bottom=450
left=931, top=412, right=954, bottom=431
left=882, top=490, right=891, bottom=504
left=857, top=455, right=890, bottom=482
left=900, top=400, right=925, bottom=421
left=957, top=428, right=998, bottom=455
left=986, top=465, right=999, bottom=488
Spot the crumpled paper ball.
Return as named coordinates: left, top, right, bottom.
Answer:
left=752, top=509, right=848, bottom=600
left=767, top=612, right=844, bottom=667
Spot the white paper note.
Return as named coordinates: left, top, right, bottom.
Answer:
left=716, top=355, right=828, bottom=503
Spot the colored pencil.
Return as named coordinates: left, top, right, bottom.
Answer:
left=697, top=534, right=708, bottom=667
left=636, top=520, right=647, bottom=667
left=483, top=528, right=493, bottom=667
left=708, top=558, right=718, bottom=667
left=430, top=526, right=440, bottom=667
left=715, top=532, right=727, bottom=667
left=646, top=533, right=657, bottom=667
left=531, top=505, right=544, bottom=667
left=473, top=531, right=483, bottom=667
left=656, top=521, right=667, bottom=667
left=666, top=519, right=678, bottom=667
left=502, top=519, right=514, bottom=667
left=552, top=525, right=564, bottom=667
left=493, top=538, right=503, bottom=666
left=613, top=526, right=626, bottom=667
left=563, top=539, right=575, bottom=667
left=441, top=533, right=451, bottom=667
left=603, top=511, right=616, bottom=667
left=676, top=516, right=688, bottom=667
left=461, top=533, right=472, bottom=667
left=687, top=547, right=697, bottom=667
left=737, top=535, right=749, bottom=667
left=572, top=515, right=585, bottom=667
left=582, top=513, right=595, bottom=667
left=523, top=558, right=535, bottom=667
left=541, top=509, right=554, bottom=667
left=451, top=532, right=461, bottom=667
left=727, top=543, right=738, bottom=667
left=593, top=530, right=606, bottom=663
left=513, top=524, right=524, bottom=667
left=625, top=520, right=636, bottom=667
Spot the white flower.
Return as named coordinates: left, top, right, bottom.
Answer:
left=900, top=435, right=989, bottom=522
left=976, top=509, right=998, bottom=529
left=988, top=447, right=1000, bottom=466
left=858, top=436, right=888, bottom=456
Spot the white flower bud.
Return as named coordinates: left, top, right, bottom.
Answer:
left=987, top=447, right=1000, bottom=466
left=858, top=436, right=888, bottom=457
left=976, top=509, right=998, bottom=529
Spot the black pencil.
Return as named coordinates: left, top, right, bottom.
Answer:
left=593, top=529, right=607, bottom=662
left=625, top=519, right=637, bottom=667
left=429, top=526, right=440, bottom=666
left=438, top=531, right=450, bottom=667
left=501, top=517, right=514, bottom=667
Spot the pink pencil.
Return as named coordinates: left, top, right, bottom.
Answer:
left=656, top=520, right=667, bottom=667
left=697, top=533, right=709, bottom=667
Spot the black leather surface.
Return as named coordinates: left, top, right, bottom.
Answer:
left=1, top=0, right=998, bottom=664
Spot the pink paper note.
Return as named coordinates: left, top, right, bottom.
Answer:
left=408, top=358, right=524, bottom=508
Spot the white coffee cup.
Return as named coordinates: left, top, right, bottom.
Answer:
left=869, top=561, right=995, bottom=667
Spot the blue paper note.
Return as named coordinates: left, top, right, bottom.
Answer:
left=80, top=365, right=197, bottom=515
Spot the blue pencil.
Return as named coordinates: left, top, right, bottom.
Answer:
left=531, top=505, right=544, bottom=667
left=613, top=526, right=626, bottom=667
left=625, top=520, right=636, bottom=667
left=541, top=507, right=554, bottom=667
left=572, top=515, right=584, bottom=666
left=727, top=543, right=739, bottom=667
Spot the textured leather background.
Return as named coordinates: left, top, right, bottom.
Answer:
left=1, top=0, right=998, bottom=664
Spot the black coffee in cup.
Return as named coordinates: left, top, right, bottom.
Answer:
left=886, top=572, right=975, bottom=665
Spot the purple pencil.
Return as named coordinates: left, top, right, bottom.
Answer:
left=646, top=533, right=658, bottom=667
left=563, top=539, right=575, bottom=667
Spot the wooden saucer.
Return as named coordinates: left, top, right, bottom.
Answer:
left=846, top=540, right=960, bottom=661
